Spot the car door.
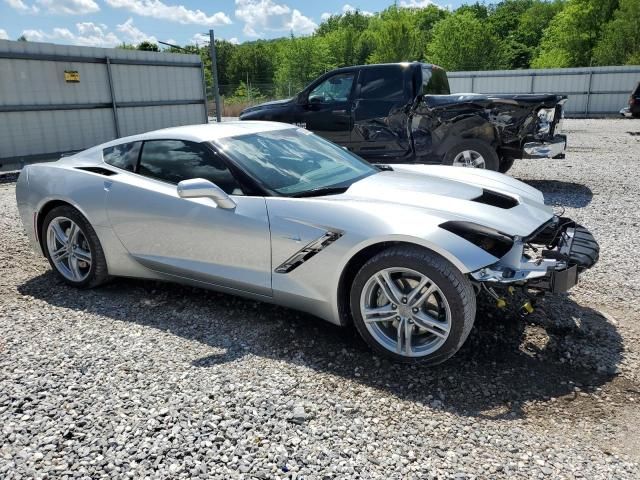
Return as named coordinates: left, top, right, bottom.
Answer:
left=104, top=139, right=272, bottom=296
left=296, top=71, right=356, bottom=146
left=351, top=65, right=413, bottom=160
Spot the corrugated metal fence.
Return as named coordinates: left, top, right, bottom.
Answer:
left=0, top=39, right=208, bottom=172
left=447, top=65, right=640, bottom=117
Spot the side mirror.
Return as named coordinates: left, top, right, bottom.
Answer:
left=308, top=95, right=323, bottom=104
left=177, top=178, right=236, bottom=210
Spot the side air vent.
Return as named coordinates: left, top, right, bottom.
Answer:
left=471, top=189, right=518, bottom=209
left=75, top=166, right=118, bottom=176
left=275, top=231, right=343, bottom=273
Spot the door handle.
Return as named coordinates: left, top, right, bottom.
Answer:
left=332, top=109, right=347, bottom=114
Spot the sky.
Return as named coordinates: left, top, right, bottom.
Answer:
left=0, top=0, right=452, bottom=48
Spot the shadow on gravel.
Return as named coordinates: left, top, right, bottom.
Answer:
left=19, top=272, right=622, bottom=420
left=519, top=179, right=593, bottom=208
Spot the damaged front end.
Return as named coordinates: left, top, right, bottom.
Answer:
left=468, top=216, right=599, bottom=312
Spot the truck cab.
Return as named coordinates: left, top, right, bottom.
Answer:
left=240, top=63, right=447, bottom=162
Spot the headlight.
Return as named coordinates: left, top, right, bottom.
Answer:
left=536, top=108, right=555, bottom=137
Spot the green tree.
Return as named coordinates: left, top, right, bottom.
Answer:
left=426, top=11, right=506, bottom=70
left=364, top=6, right=422, bottom=63
left=137, top=41, right=159, bottom=51
left=488, top=0, right=563, bottom=68
left=592, top=0, right=640, bottom=65
left=532, top=0, right=619, bottom=68
left=274, top=35, right=334, bottom=95
left=227, top=41, right=277, bottom=87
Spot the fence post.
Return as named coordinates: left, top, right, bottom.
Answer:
left=470, top=75, right=475, bottom=93
left=105, top=57, right=120, bottom=138
left=199, top=61, right=209, bottom=124
left=530, top=73, right=535, bottom=93
left=585, top=69, right=594, bottom=116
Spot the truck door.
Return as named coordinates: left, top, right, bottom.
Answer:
left=296, top=71, right=356, bottom=146
left=351, top=65, right=413, bottom=161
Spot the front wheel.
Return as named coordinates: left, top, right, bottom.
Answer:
left=350, top=246, right=476, bottom=364
left=443, top=140, right=500, bottom=171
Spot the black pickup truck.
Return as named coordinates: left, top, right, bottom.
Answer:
left=239, top=62, right=567, bottom=173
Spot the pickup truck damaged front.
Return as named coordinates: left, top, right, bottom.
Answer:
left=411, top=93, right=568, bottom=164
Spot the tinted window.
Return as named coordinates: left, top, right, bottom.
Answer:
left=422, top=67, right=450, bottom=95
left=308, top=73, right=354, bottom=103
left=359, top=67, right=404, bottom=100
left=103, top=142, right=141, bottom=171
left=138, top=140, right=243, bottom=195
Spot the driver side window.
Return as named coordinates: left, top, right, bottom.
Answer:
left=308, top=73, right=355, bottom=104
left=138, top=140, right=244, bottom=195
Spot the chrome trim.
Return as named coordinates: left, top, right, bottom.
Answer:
left=523, top=135, right=566, bottom=158
left=620, top=107, right=633, bottom=118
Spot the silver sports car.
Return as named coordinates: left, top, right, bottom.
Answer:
left=16, top=121, right=599, bottom=364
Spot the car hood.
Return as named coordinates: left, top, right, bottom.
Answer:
left=241, top=97, right=293, bottom=114
left=338, top=164, right=553, bottom=238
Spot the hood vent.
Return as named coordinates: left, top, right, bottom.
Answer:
left=472, top=189, right=518, bottom=209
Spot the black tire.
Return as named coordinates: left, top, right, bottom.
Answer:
left=443, top=139, right=500, bottom=171
left=41, top=205, right=109, bottom=288
left=350, top=245, right=476, bottom=364
left=499, top=157, right=515, bottom=173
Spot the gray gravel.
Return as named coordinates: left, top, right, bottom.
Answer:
left=1, top=118, right=640, bottom=479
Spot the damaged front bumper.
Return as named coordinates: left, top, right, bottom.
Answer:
left=471, top=217, right=599, bottom=294
left=523, top=134, right=567, bottom=159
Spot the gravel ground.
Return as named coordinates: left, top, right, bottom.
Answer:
left=1, top=118, right=640, bottom=479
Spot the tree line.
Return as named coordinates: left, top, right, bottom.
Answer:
left=121, top=0, right=639, bottom=98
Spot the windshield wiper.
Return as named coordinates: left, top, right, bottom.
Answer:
left=291, top=186, right=349, bottom=198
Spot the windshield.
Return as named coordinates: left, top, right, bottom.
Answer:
left=216, top=128, right=378, bottom=196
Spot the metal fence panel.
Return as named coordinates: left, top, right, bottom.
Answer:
left=116, top=104, right=205, bottom=137
left=0, top=39, right=207, bottom=172
left=447, top=65, right=639, bottom=116
left=0, top=109, right=117, bottom=158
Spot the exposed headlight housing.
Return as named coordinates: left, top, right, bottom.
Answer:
left=535, top=107, right=555, bottom=138
left=440, top=221, right=514, bottom=258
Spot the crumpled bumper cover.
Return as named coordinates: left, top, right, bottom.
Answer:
left=523, top=134, right=567, bottom=159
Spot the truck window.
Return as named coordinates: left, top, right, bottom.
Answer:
left=308, top=73, right=354, bottom=104
left=359, top=67, right=405, bottom=100
left=422, top=67, right=450, bottom=95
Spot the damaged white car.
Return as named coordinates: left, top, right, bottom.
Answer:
left=16, top=122, right=599, bottom=364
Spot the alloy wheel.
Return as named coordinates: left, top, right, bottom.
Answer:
left=452, top=149, right=486, bottom=168
left=46, top=216, right=93, bottom=282
left=359, top=267, right=452, bottom=357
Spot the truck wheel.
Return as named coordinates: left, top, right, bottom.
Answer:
left=350, top=245, right=476, bottom=364
left=499, top=157, right=515, bottom=173
left=443, top=140, right=500, bottom=171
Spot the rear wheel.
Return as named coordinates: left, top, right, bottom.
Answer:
left=42, top=205, right=109, bottom=288
left=350, top=246, right=476, bottom=364
left=443, top=139, right=500, bottom=171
